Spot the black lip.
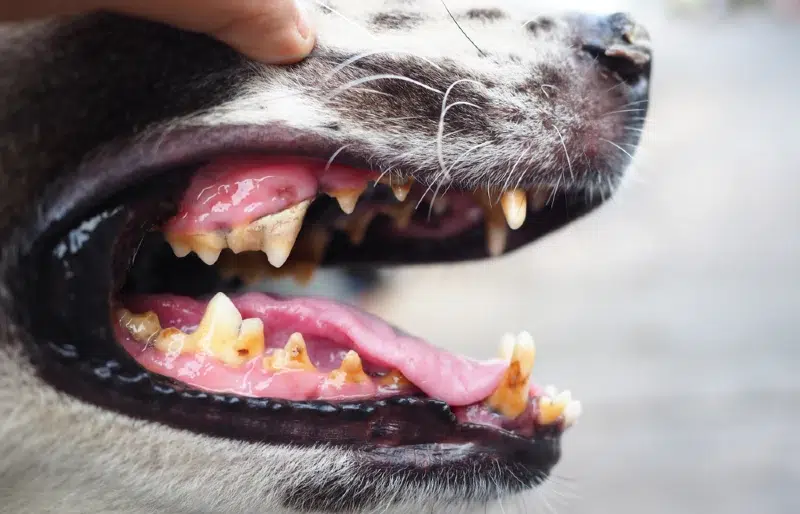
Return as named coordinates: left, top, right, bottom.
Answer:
left=10, top=164, right=565, bottom=483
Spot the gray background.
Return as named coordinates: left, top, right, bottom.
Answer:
left=364, top=3, right=800, bottom=513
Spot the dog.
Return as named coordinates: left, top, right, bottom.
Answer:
left=0, top=1, right=651, bottom=512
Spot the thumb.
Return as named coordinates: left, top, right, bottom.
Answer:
left=112, top=0, right=317, bottom=64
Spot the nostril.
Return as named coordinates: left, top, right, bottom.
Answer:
left=579, top=12, right=652, bottom=84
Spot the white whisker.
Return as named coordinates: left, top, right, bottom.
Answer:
left=325, top=74, right=443, bottom=103
left=554, top=126, right=574, bottom=181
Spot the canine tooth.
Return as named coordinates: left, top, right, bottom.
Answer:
left=498, top=332, right=517, bottom=361
left=486, top=333, right=536, bottom=419
left=528, top=188, right=550, bottom=211
left=330, top=350, right=370, bottom=384
left=562, top=400, right=583, bottom=428
left=391, top=179, right=413, bottom=202
left=118, top=309, right=162, bottom=343
left=329, top=186, right=366, bottom=214
left=500, top=190, right=527, bottom=230
left=378, top=369, right=412, bottom=388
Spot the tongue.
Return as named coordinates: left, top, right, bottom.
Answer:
left=122, top=293, right=510, bottom=407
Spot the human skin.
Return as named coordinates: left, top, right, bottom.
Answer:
left=0, top=0, right=317, bottom=64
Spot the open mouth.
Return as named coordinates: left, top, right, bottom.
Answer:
left=19, top=142, right=613, bottom=487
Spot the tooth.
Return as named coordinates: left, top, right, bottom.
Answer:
left=263, top=332, right=317, bottom=372
left=498, top=332, right=517, bottom=361
left=474, top=191, right=509, bottom=257
left=500, top=190, right=527, bottom=230
left=260, top=200, right=311, bottom=268
left=330, top=350, right=370, bottom=384
left=218, top=318, right=265, bottom=367
left=562, top=400, right=583, bottom=428
left=544, top=384, right=558, bottom=399
left=154, top=327, right=191, bottom=355
left=340, top=211, right=375, bottom=245
left=164, top=235, right=191, bottom=258
left=181, top=232, right=226, bottom=265
left=432, top=198, right=448, bottom=215
left=187, top=292, right=243, bottom=357
left=486, top=332, right=536, bottom=419
left=537, top=388, right=573, bottom=426
left=328, top=185, right=366, bottom=214
left=383, top=202, right=415, bottom=229
left=284, top=332, right=317, bottom=371
left=377, top=369, right=412, bottom=388
left=118, top=309, right=162, bottom=343
left=391, top=179, right=414, bottom=202
left=528, top=188, right=550, bottom=211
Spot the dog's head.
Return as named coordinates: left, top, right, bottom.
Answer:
left=0, top=1, right=651, bottom=512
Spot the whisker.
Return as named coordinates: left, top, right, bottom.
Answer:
left=325, top=74, right=444, bottom=103
left=311, top=0, right=378, bottom=40
left=436, top=78, right=485, bottom=177
left=554, top=126, right=575, bottom=181
left=600, top=138, right=635, bottom=160
left=323, top=50, right=442, bottom=83
left=439, top=0, right=487, bottom=56
left=324, top=145, right=350, bottom=172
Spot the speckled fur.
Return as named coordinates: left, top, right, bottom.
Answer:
left=0, top=1, right=647, bottom=512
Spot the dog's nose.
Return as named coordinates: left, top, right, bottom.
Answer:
left=577, top=12, right=652, bottom=84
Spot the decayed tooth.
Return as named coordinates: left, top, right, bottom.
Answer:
left=118, top=309, right=161, bottom=343
left=528, top=187, right=550, bottom=211
left=537, top=388, right=573, bottom=426
left=500, top=190, right=527, bottom=230
left=153, top=327, right=192, bottom=355
left=328, top=185, right=366, bottom=215
left=263, top=332, right=317, bottom=372
left=377, top=369, right=412, bottom=388
left=391, top=178, right=414, bottom=202
left=218, top=317, right=265, bottom=367
left=486, top=332, right=536, bottom=419
left=329, top=350, right=370, bottom=384
left=189, top=292, right=246, bottom=359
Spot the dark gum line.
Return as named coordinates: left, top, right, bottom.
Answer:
left=13, top=176, right=562, bottom=469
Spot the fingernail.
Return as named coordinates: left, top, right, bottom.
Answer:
left=295, top=0, right=313, bottom=40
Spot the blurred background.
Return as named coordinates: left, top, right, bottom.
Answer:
left=292, top=1, right=800, bottom=512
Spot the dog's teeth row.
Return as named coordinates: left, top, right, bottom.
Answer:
left=163, top=180, right=554, bottom=268
left=119, top=304, right=576, bottom=427
left=117, top=294, right=412, bottom=385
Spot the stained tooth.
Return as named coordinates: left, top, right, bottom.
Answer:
left=188, top=292, right=244, bottom=357
left=378, top=369, right=412, bottom=388
left=177, top=232, right=226, bottom=265
left=330, top=350, right=370, bottom=384
left=256, top=200, right=311, bottom=268
left=537, top=396, right=565, bottom=425
left=329, top=186, right=366, bottom=214
left=217, top=318, right=265, bottom=367
left=154, top=327, right=191, bottom=355
left=486, top=332, right=537, bottom=419
left=338, top=210, right=376, bottom=245
left=284, top=333, right=317, bottom=371
left=118, top=309, right=162, bottom=343
left=263, top=332, right=317, bottom=372
left=562, top=400, right=583, bottom=428
left=391, top=178, right=414, bottom=202
left=528, top=188, right=550, bottom=211
left=383, top=202, right=415, bottom=229
left=501, top=190, right=527, bottom=230
left=195, top=248, right=223, bottom=266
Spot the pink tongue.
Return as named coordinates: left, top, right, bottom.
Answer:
left=121, top=293, right=509, bottom=407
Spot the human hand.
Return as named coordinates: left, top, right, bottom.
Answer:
left=0, top=0, right=316, bottom=64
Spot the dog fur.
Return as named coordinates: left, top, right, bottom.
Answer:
left=0, top=1, right=649, bottom=512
